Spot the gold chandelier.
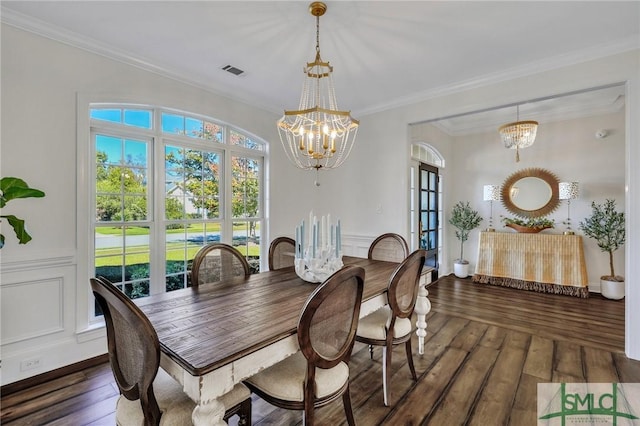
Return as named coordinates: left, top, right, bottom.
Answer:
left=498, top=105, right=538, bottom=162
left=277, top=2, right=359, bottom=171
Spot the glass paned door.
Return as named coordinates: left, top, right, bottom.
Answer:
left=419, top=163, right=439, bottom=278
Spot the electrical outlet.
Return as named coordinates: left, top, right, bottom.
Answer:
left=20, top=357, right=42, bottom=371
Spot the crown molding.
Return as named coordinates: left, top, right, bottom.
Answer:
left=0, top=7, right=280, bottom=115
left=3, top=6, right=637, bottom=119
left=1, top=7, right=165, bottom=76
left=356, top=35, right=639, bottom=117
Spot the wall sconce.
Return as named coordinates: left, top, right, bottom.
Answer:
left=483, top=184, right=501, bottom=231
left=559, top=181, right=579, bottom=235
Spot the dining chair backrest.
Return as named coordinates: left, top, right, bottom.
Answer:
left=191, top=243, right=250, bottom=286
left=90, top=276, right=163, bottom=425
left=298, top=265, right=365, bottom=370
left=268, top=236, right=296, bottom=270
left=368, top=233, right=409, bottom=263
left=387, top=249, right=427, bottom=320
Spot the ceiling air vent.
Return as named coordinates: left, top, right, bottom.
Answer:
left=222, top=65, right=244, bottom=76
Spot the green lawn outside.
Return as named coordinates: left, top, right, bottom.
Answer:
left=96, top=222, right=260, bottom=235
left=96, top=242, right=260, bottom=266
left=95, top=221, right=261, bottom=267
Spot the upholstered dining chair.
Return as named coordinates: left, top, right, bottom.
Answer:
left=190, top=243, right=250, bottom=287
left=243, top=265, right=365, bottom=426
left=355, top=249, right=426, bottom=406
left=90, top=276, right=252, bottom=426
left=368, top=233, right=409, bottom=263
left=268, top=236, right=296, bottom=270
left=365, top=233, right=410, bottom=360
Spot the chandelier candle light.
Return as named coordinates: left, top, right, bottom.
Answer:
left=277, top=2, right=359, bottom=178
left=483, top=184, right=500, bottom=231
left=294, top=212, right=343, bottom=283
left=559, top=181, right=579, bottom=235
left=498, top=105, right=538, bottom=162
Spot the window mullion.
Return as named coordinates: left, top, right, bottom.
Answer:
left=222, top=143, right=233, bottom=244
left=149, top=131, right=165, bottom=295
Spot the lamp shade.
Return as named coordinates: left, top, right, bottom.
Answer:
left=483, top=185, right=500, bottom=201
left=559, top=182, right=579, bottom=200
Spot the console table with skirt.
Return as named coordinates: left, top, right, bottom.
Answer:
left=472, top=231, right=589, bottom=298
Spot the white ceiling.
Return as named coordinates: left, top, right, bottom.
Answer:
left=2, top=1, right=638, bottom=133
left=429, top=83, right=627, bottom=136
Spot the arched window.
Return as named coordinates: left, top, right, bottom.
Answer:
left=87, top=104, right=266, bottom=313
left=411, top=143, right=445, bottom=167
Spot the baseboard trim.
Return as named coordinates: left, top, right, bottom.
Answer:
left=1, top=354, right=109, bottom=396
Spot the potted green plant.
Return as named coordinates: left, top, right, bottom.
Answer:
left=449, top=201, right=482, bottom=278
left=501, top=216, right=555, bottom=233
left=0, top=177, right=46, bottom=248
left=578, top=199, right=625, bottom=299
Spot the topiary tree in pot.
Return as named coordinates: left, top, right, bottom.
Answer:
left=449, top=201, right=482, bottom=278
left=579, top=199, right=625, bottom=299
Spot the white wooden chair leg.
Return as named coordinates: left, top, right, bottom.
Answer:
left=382, top=347, right=390, bottom=406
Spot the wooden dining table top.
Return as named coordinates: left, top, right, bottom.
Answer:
left=135, top=256, right=399, bottom=377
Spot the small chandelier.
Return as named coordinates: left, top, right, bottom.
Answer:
left=498, top=105, right=538, bottom=162
left=277, top=2, right=359, bottom=172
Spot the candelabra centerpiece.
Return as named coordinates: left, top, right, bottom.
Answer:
left=294, top=212, right=343, bottom=283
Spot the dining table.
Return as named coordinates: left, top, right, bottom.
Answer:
left=135, top=255, right=432, bottom=425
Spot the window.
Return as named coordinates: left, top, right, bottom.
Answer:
left=90, top=105, right=265, bottom=310
left=411, top=143, right=444, bottom=168
left=231, top=155, right=262, bottom=273
left=93, top=132, right=152, bottom=299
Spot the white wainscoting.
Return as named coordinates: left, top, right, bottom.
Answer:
left=1, top=252, right=105, bottom=385
left=2, top=276, right=65, bottom=345
left=341, top=233, right=377, bottom=258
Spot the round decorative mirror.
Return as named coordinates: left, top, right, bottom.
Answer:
left=501, top=168, right=560, bottom=218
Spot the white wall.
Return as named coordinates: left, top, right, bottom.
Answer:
left=350, top=49, right=640, bottom=360
left=308, top=50, right=640, bottom=359
left=2, top=23, right=639, bottom=386
left=0, top=24, right=285, bottom=384
left=411, top=110, right=626, bottom=287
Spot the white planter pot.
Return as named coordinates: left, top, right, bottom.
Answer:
left=600, top=277, right=625, bottom=300
left=454, top=261, right=469, bottom=278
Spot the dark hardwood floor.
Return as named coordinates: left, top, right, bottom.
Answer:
left=3, top=275, right=639, bottom=426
